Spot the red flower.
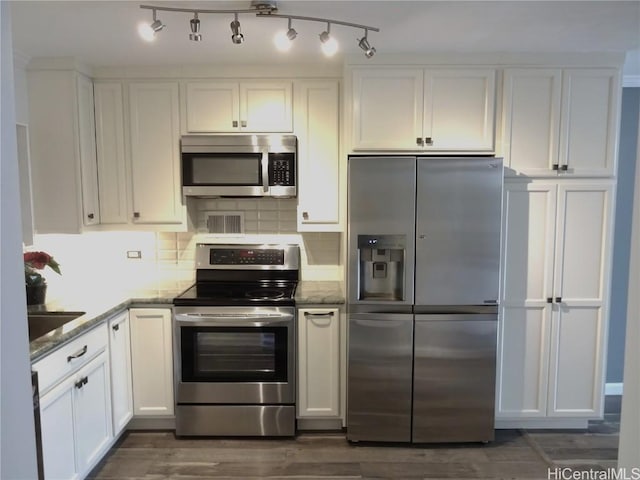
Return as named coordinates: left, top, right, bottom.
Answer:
left=24, top=251, right=53, bottom=270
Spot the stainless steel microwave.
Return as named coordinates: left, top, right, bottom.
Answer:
left=181, top=135, right=297, bottom=198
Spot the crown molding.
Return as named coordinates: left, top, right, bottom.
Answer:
left=623, top=75, right=640, bottom=88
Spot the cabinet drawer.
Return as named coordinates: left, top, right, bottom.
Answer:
left=33, top=324, right=108, bottom=394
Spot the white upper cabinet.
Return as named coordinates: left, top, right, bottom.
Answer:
left=351, top=68, right=496, bottom=151
left=295, top=80, right=341, bottom=231
left=183, top=80, right=292, bottom=133
left=94, top=82, right=128, bottom=224
left=559, top=69, right=620, bottom=177
left=27, top=69, right=100, bottom=233
left=502, top=68, right=620, bottom=177
left=129, top=82, right=184, bottom=224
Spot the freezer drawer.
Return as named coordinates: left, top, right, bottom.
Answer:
left=347, top=313, right=413, bottom=442
left=412, top=313, right=497, bottom=443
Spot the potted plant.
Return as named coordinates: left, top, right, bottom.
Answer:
left=24, top=251, right=61, bottom=305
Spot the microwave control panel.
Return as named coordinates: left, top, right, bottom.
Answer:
left=268, top=154, right=295, bottom=186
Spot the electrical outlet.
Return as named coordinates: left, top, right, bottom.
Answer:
left=126, top=250, right=142, bottom=259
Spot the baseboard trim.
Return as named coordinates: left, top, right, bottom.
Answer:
left=128, top=415, right=176, bottom=430
left=605, top=382, right=624, bottom=395
left=495, top=418, right=589, bottom=429
left=297, top=418, right=344, bottom=431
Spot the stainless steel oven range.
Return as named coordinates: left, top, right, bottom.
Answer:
left=173, top=243, right=299, bottom=437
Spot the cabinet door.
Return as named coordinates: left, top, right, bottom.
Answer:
left=40, top=376, right=78, bottom=480
left=240, top=81, right=293, bottom=132
left=351, top=68, right=424, bottom=150
left=559, top=69, right=620, bottom=176
left=502, top=69, right=562, bottom=176
left=108, top=311, right=133, bottom=436
left=548, top=182, right=613, bottom=416
left=295, top=81, right=341, bottom=230
left=184, top=81, right=239, bottom=132
left=129, top=82, right=183, bottom=224
left=129, top=308, right=174, bottom=416
left=74, top=352, right=112, bottom=476
left=423, top=69, right=496, bottom=151
left=76, top=74, right=100, bottom=226
left=496, top=182, right=557, bottom=418
left=94, top=82, right=128, bottom=224
left=298, top=308, right=340, bottom=418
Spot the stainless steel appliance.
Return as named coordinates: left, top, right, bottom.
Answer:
left=347, top=156, right=503, bottom=443
left=173, top=243, right=299, bottom=436
left=181, top=135, right=297, bottom=198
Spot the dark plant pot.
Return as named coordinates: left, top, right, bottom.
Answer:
left=26, top=284, right=47, bottom=305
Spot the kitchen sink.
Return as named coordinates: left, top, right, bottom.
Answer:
left=28, top=311, right=86, bottom=342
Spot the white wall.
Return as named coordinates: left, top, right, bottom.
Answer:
left=618, top=97, right=640, bottom=469
left=0, top=2, right=39, bottom=478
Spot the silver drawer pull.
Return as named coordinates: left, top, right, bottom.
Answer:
left=67, top=345, right=88, bottom=362
left=304, top=312, right=334, bottom=317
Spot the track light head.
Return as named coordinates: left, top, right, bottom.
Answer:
left=274, top=18, right=297, bottom=52
left=230, top=14, right=244, bottom=44
left=319, top=24, right=338, bottom=57
left=138, top=9, right=165, bottom=42
left=358, top=32, right=376, bottom=58
left=189, top=14, right=202, bottom=41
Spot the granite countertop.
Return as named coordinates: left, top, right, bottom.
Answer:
left=29, top=279, right=344, bottom=363
left=29, top=280, right=191, bottom=362
left=294, top=281, right=345, bottom=305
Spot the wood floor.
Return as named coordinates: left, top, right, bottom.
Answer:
left=89, top=403, right=621, bottom=480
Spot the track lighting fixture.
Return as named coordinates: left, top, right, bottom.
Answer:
left=138, top=9, right=165, bottom=42
left=358, top=30, right=376, bottom=58
left=189, top=13, right=201, bottom=42
left=138, top=3, right=379, bottom=58
left=230, top=13, right=244, bottom=44
left=319, top=23, right=338, bottom=57
left=274, top=18, right=297, bottom=52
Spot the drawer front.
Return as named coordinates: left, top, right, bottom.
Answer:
left=34, top=324, right=108, bottom=394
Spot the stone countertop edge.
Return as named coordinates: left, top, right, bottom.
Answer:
left=294, top=281, right=345, bottom=305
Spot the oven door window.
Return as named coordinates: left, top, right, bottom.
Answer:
left=182, top=153, right=262, bottom=186
left=181, top=326, right=288, bottom=382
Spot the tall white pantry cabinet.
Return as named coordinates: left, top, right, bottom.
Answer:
left=496, top=67, right=621, bottom=427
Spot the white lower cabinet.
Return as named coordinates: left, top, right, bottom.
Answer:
left=497, top=179, right=614, bottom=425
left=297, top=308, right=341, bottom=419
left=108, top=311, right=133, bottom=436
left=129, top=308, right=174, bottom=416
left=38, top=337, right=112, bottom=480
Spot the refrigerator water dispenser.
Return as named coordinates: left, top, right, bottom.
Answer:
left=357, top=235, right=406, bottom=301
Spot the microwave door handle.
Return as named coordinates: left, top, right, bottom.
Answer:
left=261, top=152, right=269, bottom=193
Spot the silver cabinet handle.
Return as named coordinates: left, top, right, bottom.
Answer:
left=67, top=345, right=87, bottom=362
left=304, top=311, right=334, bottom=317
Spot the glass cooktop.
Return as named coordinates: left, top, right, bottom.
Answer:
left=173, top=281, right=297, bottom=307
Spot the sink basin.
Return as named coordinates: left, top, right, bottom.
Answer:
left=28, top=311, right=86, bottom=342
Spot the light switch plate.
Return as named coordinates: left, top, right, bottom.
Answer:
left=126, top=250, right=142, bottom=259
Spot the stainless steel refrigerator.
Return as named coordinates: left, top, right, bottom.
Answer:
left=347, top=156, right=503, bottom=443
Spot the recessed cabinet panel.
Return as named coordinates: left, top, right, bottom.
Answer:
left=185, top=82, right=239, bottom=132
left=94, top=82, right=128, bottom=224
left=352, top=69, right=424, bottom=150
left=501, top=183, right=556, bottom=304
left=295, top=81, right=340, bottom=230
left=555, top=185, right=611, bottom=301
left=241, top=82, right=293, bottom=132
left=40, top=378, right=77, bottom=480
left=549, top=306, right=603, bottom=415
left=560, top=69, right=619, bottom=176
left=502, top=69, right=562, bottom=176
left=424, top=69, right=496, bottom=151
left=129, top=82, right=183, bottom=224
left=497, top=305, right=550, bottom=417
left=109, top=312, right=133, bottom=436
left=77, top=74, right=100, bottom=226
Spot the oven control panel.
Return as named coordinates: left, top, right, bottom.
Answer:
left=210, top=248, right=284, bottom=265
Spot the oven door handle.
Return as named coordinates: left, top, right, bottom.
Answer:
left=174, top=313, right=293, bottom=327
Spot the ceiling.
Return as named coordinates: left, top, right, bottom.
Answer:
left=10, top=1, right=640, bottom=73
